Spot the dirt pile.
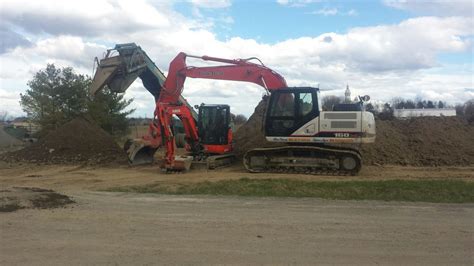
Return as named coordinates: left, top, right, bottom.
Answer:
left=361, top=117, right=474, bottom=166
left=1, top=118, right=128, bottom=165
left=234, top=101, right=474, bottom=166
left=234, top=96, right=281, bottom=156
left=0, top=187, right=75, bottom=212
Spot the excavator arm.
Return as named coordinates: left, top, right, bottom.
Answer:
left=160, top=52, right=287, bottom=103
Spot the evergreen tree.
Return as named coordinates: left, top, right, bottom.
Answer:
left=20, top=64, right=134, bottom=136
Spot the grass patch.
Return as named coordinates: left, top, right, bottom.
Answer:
left=106, top=178, right=474, bottom=203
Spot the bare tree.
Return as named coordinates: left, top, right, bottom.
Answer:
left=455, top=104, right=465, bottom=116
left=234, top=114, right=248, bottom=125
left=437, top=101, right=445, bottom=109
left=322, top=95, right=343, bottom=111
left=391, top=97, right=404, bottom=109
left=464, top=99, right=474, bottom=123
left=0, top=111, right=9, bottom=122
left=378, top=103, right=394, bottom=120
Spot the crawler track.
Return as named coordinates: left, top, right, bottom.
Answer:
left=243, top=145, right=362, bottom=175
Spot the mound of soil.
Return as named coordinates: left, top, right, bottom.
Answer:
left=233, top=96, right=280, bottom=157
left=1, top=118, right=128, bottom=165
left=0, top=187, right=74, bottom=212
left=234, top=99, right=474, bottom=167
left=361, top=117, right=474, bottom=166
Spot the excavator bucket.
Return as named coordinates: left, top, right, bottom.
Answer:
left=90, top=43, right=167, bottom=99
left=90, top=55, right=142, bottom=96
left=168, top=156, right=193, bottom=172
left=123, top=139, right=158, bottom=166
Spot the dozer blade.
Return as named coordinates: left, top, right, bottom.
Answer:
left=124, top=139, right=158, bottom=166
left=157, top=155, right=193, bottom=172
left=171, top=156, right=193, bottom=171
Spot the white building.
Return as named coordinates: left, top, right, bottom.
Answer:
left=344, top=85, right=351, bottom=103
left=394, top=108, right=456, bottom=118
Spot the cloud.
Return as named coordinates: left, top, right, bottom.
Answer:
left=384, top=0, right=473, bottom=17
left=309, top=7, right=358, bottom=16
left=276, top=0, right=321, bottom=7
left=0, top=0, right=472, bottom=117
left=0, top=0, right=173, bottom=37
left=347, top=9, right=358, bottom=16
left=313, top=7, right=338, bottom=16
left=3, top=36, right=106, bottom=70
left=0, top=27, right=32, bottom=54
left=190, top=0, right=231, bottom=9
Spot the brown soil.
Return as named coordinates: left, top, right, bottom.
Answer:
left=0, top=118, right=128, bottom=165
left=361, top=117, right=474, bottom=166
left=233, top=96, right=280, bottom=157
left=0, top=187, right=74, bottom=212
left=234, top=99, right=474, bottom=166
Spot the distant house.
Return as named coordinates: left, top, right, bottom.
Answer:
left=394, top=108, right=456, bottom=119
left=9, top=117, right=41, bottom=134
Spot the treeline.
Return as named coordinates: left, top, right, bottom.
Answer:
left=321, top=95, right=474, bottom=122
left=366, top=99, right=473, bottom=121
left=390, top=97, right=447, bottom=109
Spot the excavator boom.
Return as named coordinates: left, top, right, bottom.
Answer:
left=160, top=52, right=287, bottom=104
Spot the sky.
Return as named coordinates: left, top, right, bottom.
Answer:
left=0, top=0, right=473, bottom=118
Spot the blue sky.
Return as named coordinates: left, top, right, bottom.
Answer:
left=176, top=1, right=412, bottom=42
left=0, top=0, right=473, bottom=117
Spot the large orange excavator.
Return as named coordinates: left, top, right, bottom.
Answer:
left=91, top=43, right=375, bottom=174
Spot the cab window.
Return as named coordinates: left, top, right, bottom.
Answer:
left=298, top=92, right=313, bottom=116
left=270, top=93, right=295, bottom=117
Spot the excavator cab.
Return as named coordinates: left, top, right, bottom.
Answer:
left=197, top=104, right=232, bottom=154
left=265, top=87, right=320, bottom=136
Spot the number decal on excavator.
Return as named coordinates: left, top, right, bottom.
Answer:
left=334, top=133, right=350, bottom=138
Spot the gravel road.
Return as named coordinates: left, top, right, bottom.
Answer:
left=1, top=192, right=472, bottom=265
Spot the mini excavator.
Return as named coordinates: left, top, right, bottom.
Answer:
left=91, top=43, right=375, bottom=175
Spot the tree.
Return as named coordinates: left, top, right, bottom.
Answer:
left=391, top=97, right=404, bottom=109
left=87, top=88, right=134, bottom=136
left=378, top=103, right=394, bottom=120
left=464, top=99, right=474, bottom=123
left=20, top=64, right=89, bottom=132
left=416, top=100, right=425, bottom=109
left=234, top=114, right=248, bottom=125
left=437, top=101, right=445, bottom=109
left=365, top=103, right=378, bottom=115
left=455, top=103, right=465, bottom=116
left=322, top=95, right=342, bottom=111
left=20, top=64, right=134, bottom=136
left=427, top=100, right=435, bottom=108
left=0, top=111, right=9, bottom=122
left=405, top=100, right=416, bottom=109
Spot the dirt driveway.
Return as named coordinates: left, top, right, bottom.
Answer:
left=1, top=191, right=473, bottom=265
left=1, top=163, right=473, bottom=265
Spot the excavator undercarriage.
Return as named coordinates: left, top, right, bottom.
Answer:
left=244, top=145, right=362, bottom=175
